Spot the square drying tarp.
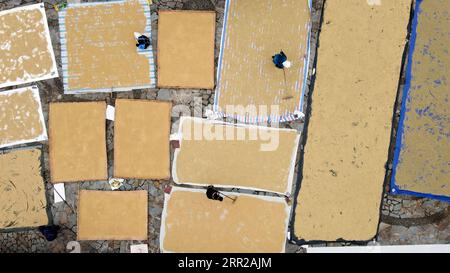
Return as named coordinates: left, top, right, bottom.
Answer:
left=0, top=4, right=58, bottom=89
left=214, top=0, right=312, bottom=123
left=294, top=0, right=411, bottom=242
left=59, top=0, right=155, bottom=93
left=0, top=86, right=47, bottom=149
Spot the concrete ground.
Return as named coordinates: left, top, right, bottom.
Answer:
left=0, top=0, right=448, bottom=253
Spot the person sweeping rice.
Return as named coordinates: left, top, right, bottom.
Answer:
left=272, top=50, right=292, bottom=69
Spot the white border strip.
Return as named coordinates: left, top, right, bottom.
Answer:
left=63, top=84, right=156, bottom=94
left=171, top=117, right=300, bottom=195
left=160, top=186, right=291, bottom=253
left=0, top=85, right=48, bottom=149
left=0, top=3, right=59, bottom=89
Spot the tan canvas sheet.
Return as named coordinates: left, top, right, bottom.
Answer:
left=173, top=117, right=300, bottom=194
left=0, top=148, right=48, bottom=229
left=64, top=0, right=151, bottom=91
left=0, top=86, right=47, bottom=149
left=157, top=11, right=215, bottom=89
left=215, top=0, right=310, bottom=121
left=393, top=0, right=450, bottom=198
left=0, top=4, right=58, bottom=89
left=77, top=190, right=148, bottom=240
left=160, top=187, right=290, bottom=253
left=114, top=99, right=171, bottom=179
left=49, top=102, right=107, bottom=183
left=294, top=0, right=411, bottom=241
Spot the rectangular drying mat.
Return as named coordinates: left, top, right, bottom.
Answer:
left=114, top=99, right=172, bottom=180
left=49, top=102, right=107, bottom=183
left=172, top=117, right=300, bottom=194
left=294, top=0, right=412, bottom=242
left=77, top=190, right=148, bottom=240
left=0, top=4, right=58, bottom=89
left=157, top=10, right=216, bottom=89
left=391, top=0, right=450, bottom=202
left=160, top=187, right=290, bottom=253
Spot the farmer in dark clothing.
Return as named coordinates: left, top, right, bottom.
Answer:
left=39, top=225, right=60, bottom=241
left=134, top=32, right=151, bottom=50
left=272, top=50, right=291, bottom=69
left=206, top=186, right=237, bottom=203
left=206, top=186, right=224, bottom=202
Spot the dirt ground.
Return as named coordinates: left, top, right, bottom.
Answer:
left=0, top=0, right=448, bottom=253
